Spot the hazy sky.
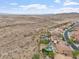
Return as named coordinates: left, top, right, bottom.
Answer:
left=0, top=0, right=79, bottom=14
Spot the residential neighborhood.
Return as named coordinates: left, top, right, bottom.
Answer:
left=34, top=21, right=79, bottom=59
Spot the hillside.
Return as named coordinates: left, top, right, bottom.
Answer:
left=0, top=13, right=79, bottom=59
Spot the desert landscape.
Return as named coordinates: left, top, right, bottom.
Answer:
left=0, top=13, right=79, bottom=59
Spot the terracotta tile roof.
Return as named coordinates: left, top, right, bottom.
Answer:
left=73, top=29, right=79, bottom=41
left=54, top=54, right=73, bottom=59
left=55, top=41, right=72, bottom=56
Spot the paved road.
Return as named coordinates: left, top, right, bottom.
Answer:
left=63, top=26, right=79, bottom=50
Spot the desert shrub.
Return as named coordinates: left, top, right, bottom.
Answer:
left=40, top=39, right=50, bottom=44
left=32, top=53, right=40, bottom=59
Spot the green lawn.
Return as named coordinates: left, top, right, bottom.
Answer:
left=72, top=50, right=79, bottom=57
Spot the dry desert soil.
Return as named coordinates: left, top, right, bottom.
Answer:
left=0, top=13, right=79, bottom=59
